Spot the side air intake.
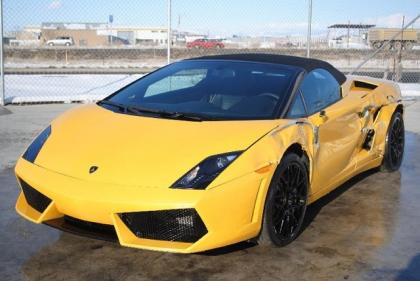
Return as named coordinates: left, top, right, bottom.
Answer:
left=19, top=178, right=52, bottom=213
left=353, top=80, right=378, bottom=90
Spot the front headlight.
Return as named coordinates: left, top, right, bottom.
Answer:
left=171, top=151, right=242, bottom=189
left=22, top=125, right=51, bottom=163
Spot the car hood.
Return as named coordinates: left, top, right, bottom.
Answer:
left=34, top=104, right=283, bottom=188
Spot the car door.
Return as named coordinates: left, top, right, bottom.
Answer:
left=289, top=69, right=363, bottom=194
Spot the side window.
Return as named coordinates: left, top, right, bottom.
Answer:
left=145, top=69, right=207, bottom=97
left=299, top=68, right=341, bottom=115
left=288, top=92, right=307, bottom=118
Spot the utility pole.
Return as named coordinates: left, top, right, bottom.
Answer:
left=109, top=15, right=114, bottom=47
left=306, top=0, right=312, bottom=58
left=395, top=15, right=405, bottom=82
left=347, top=20, right=350, bottom=49
left=0, top=0, right=4, bottom=106
left=167, top=0, right=171, bottom=64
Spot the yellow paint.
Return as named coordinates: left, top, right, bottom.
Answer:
left=15, top=76, right=403, bottom=253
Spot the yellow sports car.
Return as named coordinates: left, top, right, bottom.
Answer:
left=15, top=54, right=404, bottom=253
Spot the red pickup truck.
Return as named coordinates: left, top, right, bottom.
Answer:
left=187, top=39, right=225, bottom=49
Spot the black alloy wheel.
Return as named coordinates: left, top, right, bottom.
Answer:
left=259, top=153, right=308, bottom=247
left=381, top=111, right=405, bottom=172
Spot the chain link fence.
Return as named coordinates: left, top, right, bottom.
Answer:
left=1, top=0, right=420, bottom=104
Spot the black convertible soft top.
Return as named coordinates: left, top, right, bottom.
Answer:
left=188, top=54, right=347, bottom=85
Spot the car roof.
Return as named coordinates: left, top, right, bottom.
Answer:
left=187, top=53, right=347, bottom=85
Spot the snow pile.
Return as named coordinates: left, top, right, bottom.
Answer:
left=5, top=74, right=142, bottom=104
left=399, top=83, right=420, bottom=97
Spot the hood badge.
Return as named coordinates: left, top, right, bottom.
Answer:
left=89, top=166, right=98, bottom=174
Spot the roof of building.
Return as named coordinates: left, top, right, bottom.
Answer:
left=188, top=53, right=346, bottom=84
left=328, top=24, right=376, bottom=29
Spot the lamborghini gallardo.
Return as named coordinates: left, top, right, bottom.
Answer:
left=15, top=54, right=404, bottom=253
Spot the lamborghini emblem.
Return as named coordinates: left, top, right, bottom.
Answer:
left=89, top=166, right=98, bottom=174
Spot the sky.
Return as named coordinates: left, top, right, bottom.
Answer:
left=4, top=0, right=420, bottom=37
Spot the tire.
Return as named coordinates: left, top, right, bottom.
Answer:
left=404, top=42, right=413, bottom=50
left=372, top=42, right=382, bottom=49
left=393, top=41, right=403, bottom=50
left=258, top=153, right=309, bottom=247
left=65, top=42, right=71, bottom=46
left=381, top=111, right=405, bottom=172
left=48, top=43, right=54, bottom=46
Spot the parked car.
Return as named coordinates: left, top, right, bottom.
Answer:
left=15, top=54, right=404, bottom=253
left=187, top=38, right=224, bottom=49
left=46, top=36, right=74, bottom=47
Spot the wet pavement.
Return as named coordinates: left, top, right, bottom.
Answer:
left=1, top=103, right=420, bottom=281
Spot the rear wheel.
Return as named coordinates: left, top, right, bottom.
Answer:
left=381, top=111, right=404, bottom=172
left=258, top=153, right=308, bottom=247
left=404, top=42, right=413, bottom=50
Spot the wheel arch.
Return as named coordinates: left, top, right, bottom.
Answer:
left=255, top=143, right=311, bottom=245
left=395, top=103, right=404, bottom=115
left=282, top=142, right=311, bottom=183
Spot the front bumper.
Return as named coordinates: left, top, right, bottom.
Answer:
left=15, top=158, right=271, bottom=253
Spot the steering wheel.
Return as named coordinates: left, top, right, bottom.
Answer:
left=257, top=92, right=279, bottom=101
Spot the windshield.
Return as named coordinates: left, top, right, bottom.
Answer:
left=102, top=60, right=301, bottom=121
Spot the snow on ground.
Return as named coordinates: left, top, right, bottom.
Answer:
left=399, top=83, right=420, bottom=97
left=5, top=74, right=143, bottom=104
left=4, top=74, right=420, bottom=104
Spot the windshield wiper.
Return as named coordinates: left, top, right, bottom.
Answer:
left=126, top=105, right=171, bottom=115
left=97, top=100, right=127, bottom=111
left=127, top=106, right=205, bottom=122
left=99, top=100, right=207, bottom=121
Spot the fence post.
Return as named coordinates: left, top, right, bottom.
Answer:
left=0, top=0, right=4, bottom=106
left=306, top=0, right=312, bottom=58
left=167, top=0, right=172, bottom=64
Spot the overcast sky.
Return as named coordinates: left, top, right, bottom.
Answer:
left=4, top=0, right=420, bottom=36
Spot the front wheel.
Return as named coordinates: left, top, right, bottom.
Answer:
left=258, top=153, right=308, bottom=247
left=381, top=111, right=405, bottom=172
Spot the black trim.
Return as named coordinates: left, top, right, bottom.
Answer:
left=354, top=80, right=378, bottom=90
left=19, top=178, right=52, bottom=213
left=280, top=71, right=306, bottom=119
left=44, top=216, right=118, bottom=242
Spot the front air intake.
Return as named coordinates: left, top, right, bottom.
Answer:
left=119, top=209, right=208, bottom=243
left=44, top=216, right=118, bottom=242
left=19, top=178, right=52, bottom=213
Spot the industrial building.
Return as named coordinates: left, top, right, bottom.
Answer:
left=13, top=22, right=186, bottom=47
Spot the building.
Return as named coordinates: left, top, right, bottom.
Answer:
left=39, top=22, right=170, bottom=47
left=327, top=24, right=376, bottom=49
left=40, top=22, right=110, bottom=47
left=12, top=22, right=205, bottom=47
